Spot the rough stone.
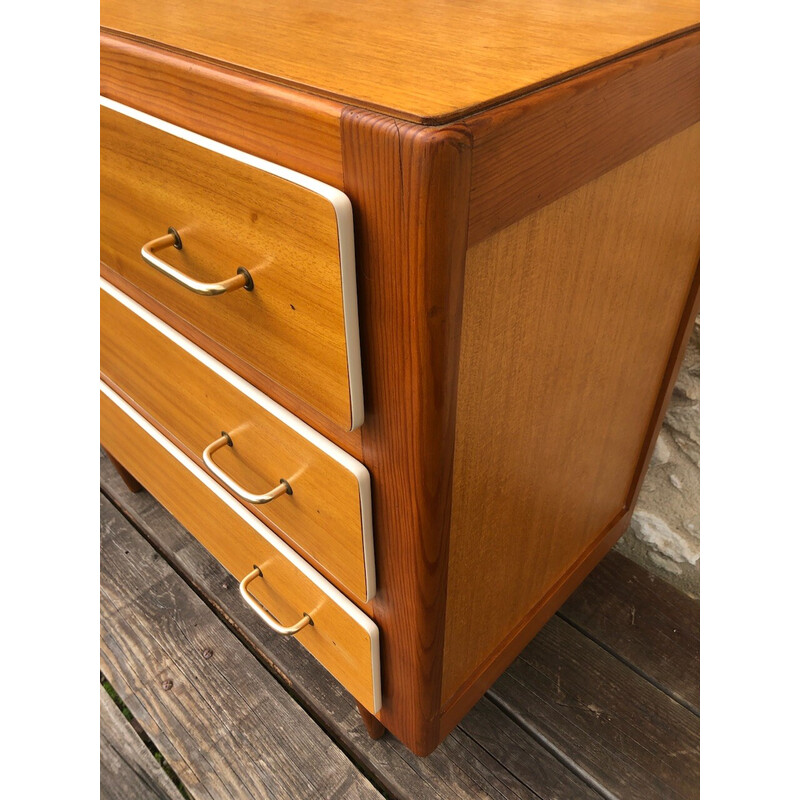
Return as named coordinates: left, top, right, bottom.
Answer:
left=665, top=404, right=699, bottom=452
left=651, top=434, right=671, bottom=465
left=670, top=429, right=700, bottom=466
left=630, top=509, right=700, bottom=565
left=648, top=551, right=683, bottom=575
left=673, top=370, right=700, bottom=402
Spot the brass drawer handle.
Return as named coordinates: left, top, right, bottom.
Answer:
left=240, top=566, right=313, bottom=636
left=202, top=432, right=292, bottom=504
left=141, top=228, right=254, bottom=296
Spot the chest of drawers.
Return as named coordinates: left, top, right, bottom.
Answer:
left=100, top=0, right=700, bottom=755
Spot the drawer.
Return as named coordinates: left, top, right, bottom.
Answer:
left=101, top=280, right=375, bottom=602
left=100, top=97, right=363, bottom=431
left=101, top=382, right=381, bottom=714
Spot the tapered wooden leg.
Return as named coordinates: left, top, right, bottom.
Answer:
left=356, top=702, right=385, bottom=740
left=106, top=451, right=143, bottom=493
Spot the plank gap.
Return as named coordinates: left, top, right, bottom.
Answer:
left=101, top=449, right=591, bottom=800
left=100, top=491, right=385, bottom=799
left=454, top=724, right=552, bottom=800
left=485, top=692, right=619, bottom=800
left=100, top=481, right=395, bottom=800
left=554, top=612, right=699, bottom=716
left=101, top=673, right=194, bottom=800
left=102, top=477, right=534, bottom=799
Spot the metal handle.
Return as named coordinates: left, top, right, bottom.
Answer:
left=239, top=566, right=312, bottom=636
left=141, top=228, right=254, bottom=296
left=202, top=432, right=292, bottom=505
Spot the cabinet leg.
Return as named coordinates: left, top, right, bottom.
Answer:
left=356, top=702, right=385, bottom=740
left=106, top=451, right=143, bottom=494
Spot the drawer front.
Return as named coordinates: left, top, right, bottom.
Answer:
left=100, top=97, right=363, bottom=431
left=101, top=280, right=374, bottom=602
left=101, top=383, right=381, bottom=714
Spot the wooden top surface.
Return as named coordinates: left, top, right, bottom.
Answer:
left=100, top=0, right=699, bottom=123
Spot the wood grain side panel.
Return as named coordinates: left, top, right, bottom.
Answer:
left=101, top=31, right=344, bottom=187
left=626, top=265, right=700, bottom=512
left=100, top=104, right=356, bottom=430
left=441, top=259, right=699, bottom=745
left=442, top=126, right=700, bottom=706
left=467, top=32, right=700, bottom=244
left=439, top=510, right=631, bottom=741
left=101, top=388, right=381, bottom=713
left=341, top=110, right=472, bottom=754
left=101, top=288, right=371, bottom=602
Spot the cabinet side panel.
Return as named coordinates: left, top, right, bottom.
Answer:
left=466, top=31, right=699, bottom=245
left=442, top=125, right=699, bottom=705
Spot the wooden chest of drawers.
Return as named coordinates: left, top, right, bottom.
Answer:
left=100, top=0, right=700, bottom=755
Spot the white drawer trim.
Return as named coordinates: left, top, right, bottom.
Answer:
left=101, top=278, right=375, bottom=602
left=100, top=95, right=364, bottom=430
left=101, top=380, right=381, bottom=713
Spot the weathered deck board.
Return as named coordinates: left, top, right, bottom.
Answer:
left=100, top=493, right=383, bottom=800
left=101, top=447, right=700, bottom=800
left=488, top=617, right=700, bottom=800
left=455, top=699, right=604, bottom=800
left=101, top=449, right=601, bottom=800
left=100, top=685, right=186, bottom=800
left=558, top=550, right=700, bottom=713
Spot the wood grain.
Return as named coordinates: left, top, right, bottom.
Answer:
left=438, top=510, right=632, bottom=742
left=100, top=265, right=364, bottom=459
left=101, top=31, right=344, bottom=187
left=100, top=494, right=383, bottom=800
left=466, top=31, right=700, bottom=244
left=489, top=615, right=699, bottom=799
left=437, top=264, right=699, bottom=741
left=101, top=389, right=380, bottom=712
left=559, top=550, right=700, bottom=713
left=625, top=265, right=700, bottom=513
left=101, top=288, right=372, bottom=602
left=442, top=126, right=700, bottom=705
left=100, top=686, right=184, bottom=800
left=101, top=0, right=698, bottom=123
left=98, top=3, right=703, bottom=758
left=341, top=109, right=472, bottom=754
left=101, top=104, right=357, bottom=430
left=101, top=448, right=602, bottom=800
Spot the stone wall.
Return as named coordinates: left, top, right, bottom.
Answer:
left=615, top=316, right=700, bottom=597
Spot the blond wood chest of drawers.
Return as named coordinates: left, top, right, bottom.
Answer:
left=100, top=0, right=700, bottom=755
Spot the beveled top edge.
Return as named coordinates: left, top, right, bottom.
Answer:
left=100, top=0, right=699, bottom=125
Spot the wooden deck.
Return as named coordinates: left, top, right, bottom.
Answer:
left=100, top=449, right=699, bottom=800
